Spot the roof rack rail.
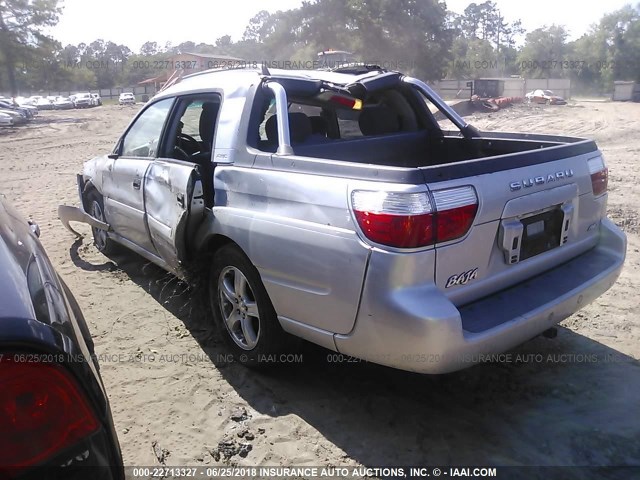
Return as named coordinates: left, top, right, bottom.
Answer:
left=180, top=64, right=264, bottom=81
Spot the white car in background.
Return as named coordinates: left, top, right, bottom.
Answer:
left=73, top=92, right=94, bottom=108
left=54, top=96, right=75, bottom=110
left=35, top=97, right=55, bottom=110
left=118, top=92, right=136, bottom=105
left=26, top=95, right=43, bottom=106
left=91, top=93, right=102, bottom=106
left=15, top=96, right=31, bottom=106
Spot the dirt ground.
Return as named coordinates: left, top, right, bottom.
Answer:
left=1, top=101, right=639, bottom=476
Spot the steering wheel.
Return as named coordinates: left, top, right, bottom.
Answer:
left=176, top=133, right=201, bottom=156
left=173, top=145, right=191, bottom=161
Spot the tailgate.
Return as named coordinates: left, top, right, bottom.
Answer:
left=426, top=148, right=608, bottom=306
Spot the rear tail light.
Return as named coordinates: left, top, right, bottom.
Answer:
left=588, top=156, right=608, bottom=197
left=0, top=354, right=99, bottom=468
left=432, top=187, right=478, bottom=243
left=351, top=186, right=478, bottom=248
left=329, top=95, right=362, bottom=110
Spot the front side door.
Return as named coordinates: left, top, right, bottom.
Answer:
left=102, top=98, right=174, bottom=254
left=144, top=94, right=220, bottom=271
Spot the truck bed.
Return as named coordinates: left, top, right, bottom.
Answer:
left=292, top=130, right=597, bottom=174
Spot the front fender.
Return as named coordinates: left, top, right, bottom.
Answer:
left=58, top=173, right=109, bottom=237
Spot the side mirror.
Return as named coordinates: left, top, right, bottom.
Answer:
left=28, top=220, right=40, bottom=238
left=109, top=140, right=122, bottom=159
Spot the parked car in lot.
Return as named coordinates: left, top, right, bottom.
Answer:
left=15, top=96, right=32, bottom=106
left=59, top=67, right=626, bottom=374
left=92, top=93, right=103, bottom=106
left=0, top=100, right=36, bottom=119
left=53, top=96, right=75, bottom=110
left=118, top=92, right=135, bottom=105
left=0, top=108, right=28, bottom=125
left=23, top=96, right=42, bottom=107
left=525, top=89, right=567, bottom=105
left=35, top=97, right=55, bottom=110
left=0, top=194, right=124, bottom=479
left=73, top=92, right=94, bottom=108
left=0, top=111, right=14, bottom=126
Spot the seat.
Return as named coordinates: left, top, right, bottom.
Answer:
left=196, top=102, right=220, bottom=208
left=309, top=116, right=328, bottom=136
left=265, top=112, right=312, bottom=145
left=358, top=106, right=400, bottom=136
left=199, top=102, right=220, bottom=151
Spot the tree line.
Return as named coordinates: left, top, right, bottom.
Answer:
left=1, top=0, right=639, bottom=95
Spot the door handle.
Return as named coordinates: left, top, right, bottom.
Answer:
left=132, top=178, right=141, bottom=190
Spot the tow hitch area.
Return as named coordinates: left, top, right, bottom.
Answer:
left=543, top=327, right=558, bottom=339
left=58, top=205, right=109, bottom=237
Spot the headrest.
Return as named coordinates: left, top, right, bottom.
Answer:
left=358, top=106, right=400, bottom=136
left=265, top=112, right=312, bottom=144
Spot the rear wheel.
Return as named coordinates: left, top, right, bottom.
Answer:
left=209, top=244, right=287, bottom=367
left=86, top=191, right=116, bottom=255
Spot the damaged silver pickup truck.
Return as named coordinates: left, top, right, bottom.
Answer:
left=59, top=67, right=626, bottom=373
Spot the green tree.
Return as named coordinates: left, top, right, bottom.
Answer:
left=597, top=5, right=640, bottom=83
left=140, top=41, right=160, bottom=56
left=565, top=4, right=640, bottom=92
left=517, top=25, right=568, bottom=78
left=446, top=37, right=496, bottom=78
left=0, top=0, right=62, bottom=94
left=448, top=1, right=525, bottom=78
left=242, top=10, right=274, bottom=43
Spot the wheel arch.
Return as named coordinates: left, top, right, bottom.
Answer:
left=198, top=233, right=236, bottom=257
left=190, top=232, right=264, bottom=287
left=80, top=178, right=100, bottom=212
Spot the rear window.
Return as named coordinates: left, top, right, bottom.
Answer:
left=254, top=87, right=423, bottom=151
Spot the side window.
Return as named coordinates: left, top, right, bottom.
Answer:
left=179, top=101, right=204, bottom=139
left=166, top=94, right=221, bottom=161
left=258, top=99, right=276, bottom=141
left=258, top=101, right=330, bottom=146
left=121, top=98, right=173, bottom=158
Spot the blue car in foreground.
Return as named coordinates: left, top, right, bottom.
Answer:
left=0, top=194, right=124, bottom=479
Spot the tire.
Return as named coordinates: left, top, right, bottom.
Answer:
left=86, top=190, right=116, bottom=255
left=209, top=244, right=287, bottom=367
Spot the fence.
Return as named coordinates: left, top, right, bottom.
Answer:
left=2, top=85, right=157, bottom=101
left=6, top=78, right=572, bottom=102
left=432, top=78, right=572, bottom=100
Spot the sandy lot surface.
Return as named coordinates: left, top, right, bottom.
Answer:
left=1, top=101, right=639, bottom=475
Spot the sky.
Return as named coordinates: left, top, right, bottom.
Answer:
left=445, top=0, right=634, bottom=39
left=50, top=0, right=635, bottom=52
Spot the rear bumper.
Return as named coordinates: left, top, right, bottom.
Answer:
left=334, top=219, right=626, bottom=374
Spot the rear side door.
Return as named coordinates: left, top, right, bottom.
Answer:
left=143, top=94, right=220, bottom=271
left=102, top=98, right=174, bottom=254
